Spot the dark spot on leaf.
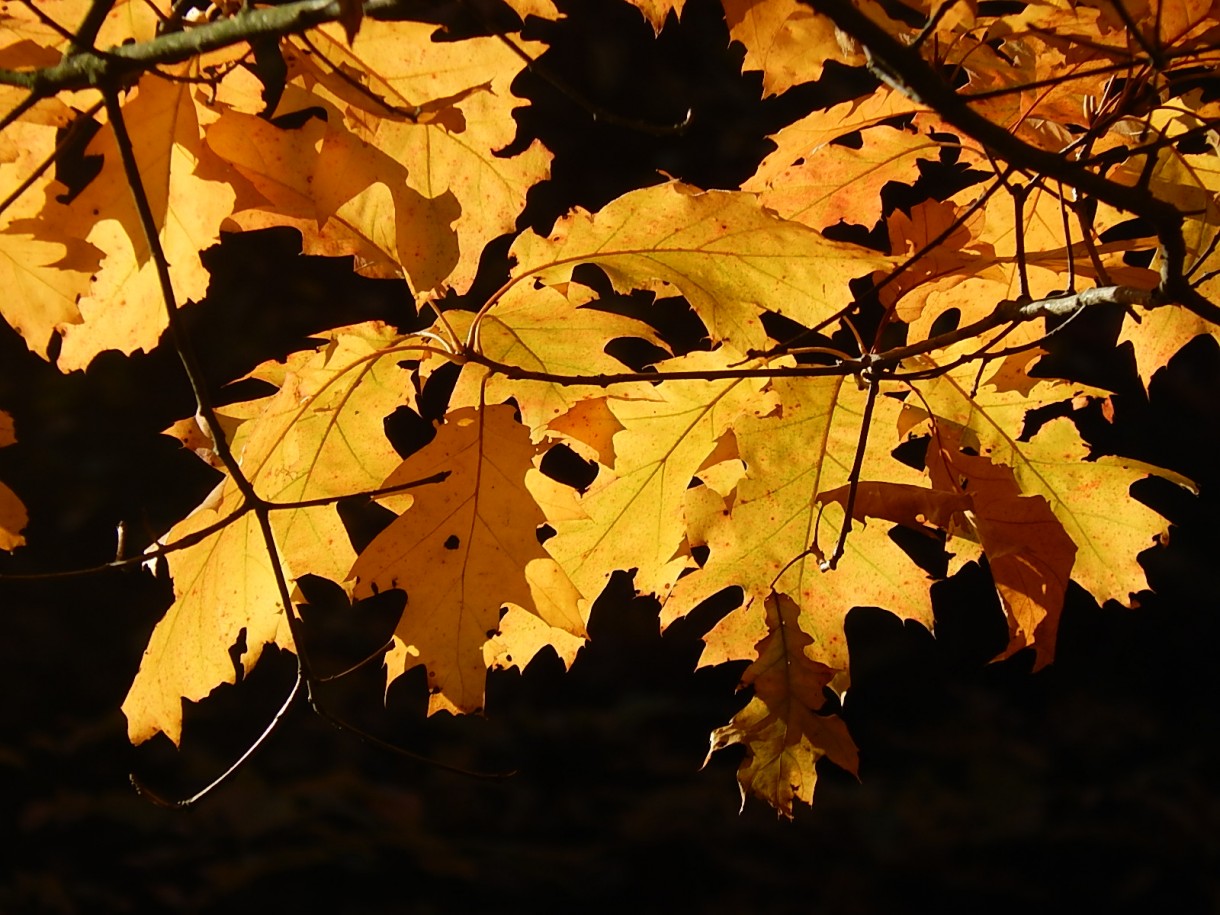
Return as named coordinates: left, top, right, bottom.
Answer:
left=444, top=534, right=460, bottom=550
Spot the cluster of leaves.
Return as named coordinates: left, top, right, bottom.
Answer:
left=2, top=0, right=1218, bottom=817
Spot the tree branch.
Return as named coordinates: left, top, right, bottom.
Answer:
left=0, top=0, right=412, bottom=93
left=809, top=0, right=1220, bottom=325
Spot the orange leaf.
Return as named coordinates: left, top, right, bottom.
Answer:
left=350, top=405, right=586, bottom=715
left=706, top=594, right=858, bottom=818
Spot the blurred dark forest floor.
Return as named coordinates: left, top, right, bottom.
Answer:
left=2, top=1, right=1219, bottom=911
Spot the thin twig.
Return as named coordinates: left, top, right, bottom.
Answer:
left=310, top=703, right=518, bottom=779
left=0, top=471, right=448, bottom=584
left=131, top=673, right=303, bottom=808
left=315, top=639, right=394, bottom=682
left=0, top=100, right=105, bottom=224
left=822, top=364, right=880, bottom=572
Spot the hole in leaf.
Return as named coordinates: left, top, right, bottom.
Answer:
left=604, top=335, right=670, bottom=371
left=891, top=435, right=929, bottom=470
left=540, top=442, right=598, bottom=492
left=269, top=106, right=327, bottom=130
left=928, top=307, right=960, bottom=337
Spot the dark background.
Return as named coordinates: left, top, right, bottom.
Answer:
left=2, top=1, right=1219, bottom=911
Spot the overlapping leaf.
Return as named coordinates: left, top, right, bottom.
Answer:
left=907, top=361, right=1194, bottom=607
left=123, top=323, right=416, bottom=744
left=707, top=594, right=858, bottom=819
left=507, top=181, right=893, bottom=351
left=28, top=69, right=236, bottom=370
left=445, top=282, right=665, bottom=439
left=349, top=405, right=586, bottom=715
left=665, top=374, right=934, bottom=694
left=268, top=20, right=552, bottom=294
left=544, top=349, right=773, bottom=601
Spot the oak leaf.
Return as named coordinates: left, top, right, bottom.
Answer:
left=445, top=282, right=666, bottom=437
left=28, top=70, right=237, bottom=370
left=544, top=349, right=773, bottom=602
left=123, top=324, right=415, bottom=744
left=722, top=0, right=862, bottom=97
left=507, top=181, right=892, bottom=351
left=278, top=21, right=552, bottom=294
left=349, top=405, right=586, bottom=716
left=666, top=375, right=933, bottom=695
left=625, top=0, right=686, bottom=32
left=0, top=120, right=97, bottom=356
left=707, top=594, right=858, bottom=819
left=1118, top=305, right=1220, bottom=390
left=908, top=362, right=1194, bottom=607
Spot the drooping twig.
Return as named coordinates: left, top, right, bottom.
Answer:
left=130, top=673, right=303, bottom=809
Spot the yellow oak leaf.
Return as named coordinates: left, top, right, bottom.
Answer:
left=819, top=439, right=1076, bottom=669
left=123, top=488, right=291, bottom=747
left=447, top=283, right=665, bottom=434
left=279, top=21, right=552, bottom=294
left=748, top=126, right=943, bottom=230
left=349, top=405, right=586, bottom=716
left=1118, top=305, right=1220, bottom=390
left=888, top=193, right=1156, bottom=331
left=27, top=70, right=236, bottom=371
left=542, top=396, right=627, bottom=467
left=508, top=181, right=892, bottom=351
left=205, top=101, right=454, bottom=288
left=502, top=0, right=563, bottom=21
left=484, top=605, right=585, bottom=673
left=749, top=87, right=944, bottom=190
left=0, top=1, right=157, bottom=58
left=0, top=410, right=27, bottom=551
left=123, top=324, right=415, bottom=744
left=0, top=118, right=98, bottom=356
left=625, top=0, right=686, bottom=31
left=910, top=363, right=1194, bottom=606
left=665, top=375, right=933, bottom=693
left=926, top=436, right=1076, bottom=668
left=723, top=0, right=863, bottom=97
left=707, top=594, right=858, bottom=818
left=545, top=349, right=773, bottom=602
